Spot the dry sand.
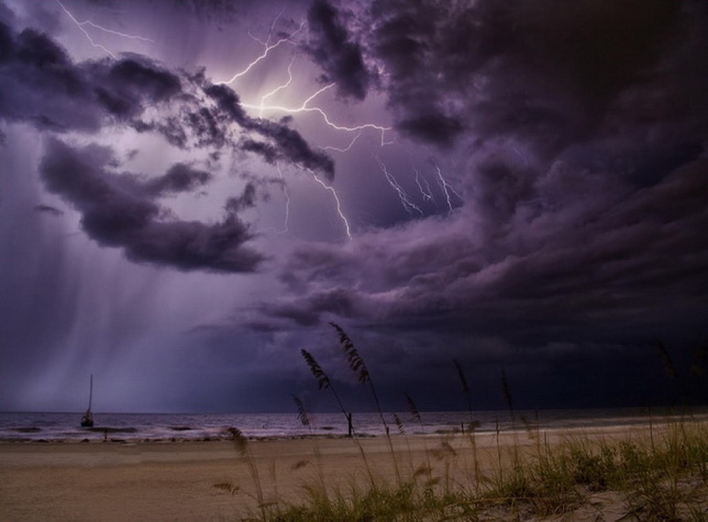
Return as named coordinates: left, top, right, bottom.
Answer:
left=0, top=425, right=659, bottom=521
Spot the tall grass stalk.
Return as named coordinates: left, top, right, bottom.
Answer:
left=247, top=412, right=708, bottom=521
left=330, top=322, right=402, bottom=486
left=500, top=367, right=523, bottom=476
left=236, top=331, right=708, bottom=520
left=291, top=395, right=326, bottom=493
left=453, top=359, right=479, bottom=491
left=392, top=412, right=416, bottom=473
left=405, top=392, right=432, bottom=479
left=225, top=426, right=269, bottom=520
left=270, top=419, right=708, bottom=521
left=300, top=348, right=375, bottom=485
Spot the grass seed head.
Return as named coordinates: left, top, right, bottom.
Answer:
left=301, top=349, right=331, bottom=390
left=453, top=359, right=469, bottom=393
left=292, top=394, right=311, bottom=427
left=330, top=322, right=370, bottom=383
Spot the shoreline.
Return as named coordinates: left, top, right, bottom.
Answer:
left=4, top=407, right=707, bottom=443
left=3, top=421, right=705, bottom=520
left=0, top=413, right=702, bottom=445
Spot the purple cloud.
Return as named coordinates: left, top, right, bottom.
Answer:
left=40, top=138, right=263, bottom=273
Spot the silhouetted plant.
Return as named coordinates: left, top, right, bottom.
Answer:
left=291, top=394, right=328, bottom=492
left=454, top=359, right=469, bottom=393
left=223, top=426, right=268, bottom=518
left=501, top=368, right=514, bottom=418
left=393, top=413, right=405, bottom=435
left=405, top=392, right=432, bottom=478
left=300, top=347, right=375, bottom=484
left=329, top=322, right=401, bottom=485
left=301, top=349, right=331, bottom=390
left=453, top=358, right=480, bottom=489
left=689, top=337, right=708, bottom=376
left=291, top=394, right=311, bottom=430
left=330, top=322, right=370, bottom=383
left=657, top=340, right=678, bottom=380
left=405, top=392, right=422, bottom=426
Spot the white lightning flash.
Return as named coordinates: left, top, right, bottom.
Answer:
left=511, top=146, right=530, bottom=168
left=413, top=165, right=436, bottom=204
left=242, top=84, right=392, bottom=146
left=305, top=169, right=352, bottom=239
left=211, top=11, right=397, bottom=240
left=214, top=17, right=305, bottom=86
left=432, top=159, right=462, bottom=213
left=373, top=155, right=423, bottom=216
left=56, top=0, right=153, bottom=60
left=321, top=131, right=362, bottom=153
left=248, top=7, right=286, bottom=47
left=258, top=55, right=295, bottom=118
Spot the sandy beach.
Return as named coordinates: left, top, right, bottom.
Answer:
left=0, top=424, right=667, bottom=521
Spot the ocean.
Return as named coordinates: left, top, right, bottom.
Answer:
left=1, top=408, right=703, bottom=442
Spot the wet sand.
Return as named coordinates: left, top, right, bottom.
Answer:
left=0, top=425, right=666, bottom=521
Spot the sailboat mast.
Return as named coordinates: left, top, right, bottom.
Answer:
left=88, top=374, right=93, bottom=411
left=81, top=374, right=95, bottom=427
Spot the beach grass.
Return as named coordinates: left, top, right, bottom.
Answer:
left=215, top=327, right=708, bottom=520
left=225, top=418, right=708, bottom=521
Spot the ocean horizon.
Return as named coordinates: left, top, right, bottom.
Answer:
left=2, top=407, right=705, bottom=443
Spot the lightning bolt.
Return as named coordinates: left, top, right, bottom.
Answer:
left=511, top=146, right=530, bottom=168
left=242, top=84, right=392, bottom=146
left=248, top=7, right=286, bottom=47
left=321, top=131, right=362, bottom=153
left=432, top=159, right=462, bottom=213
left=258, top=55, right=296, bottom=118
left=413, top=164, right=436, bottom=205
left=373, top=155, right=423, bottom=216
left=250, top=56, right=373, bottom=155
left=56, top=0, right=153, bottom=60
left=214, top=17, right=305, bottom=86
left=305, top=169, right=352, bottom=239
left=209, top=11, right=394, bottom=240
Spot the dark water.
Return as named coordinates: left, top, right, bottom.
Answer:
left=0, top=408, right=704, bottom=442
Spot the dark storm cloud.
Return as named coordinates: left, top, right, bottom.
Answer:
left=247, top=119, right=335, bottom=179
left=39, top=139, right=263, bottom=273
left=363, top=0, right=696, bottom=153
left=0, top=7, right=337, bottom=282
left=262, top=152, right=708, bottom=355
left=241, top=139, right=279, bottom=164
left=204, top=83, right=335, bottom=178
left=92, top=56, right=182, bottom=118
left=143, top=163, right=212, bottom=196
left=0, top=18, right=13, bottom=58
left=305, top=0, right=373, bottom=100
left=396, top=114, right=463, bottom=148
left=34, top=204, right=64, bottom=216
left=4, top=0, right=708, bottom=414
left=129, top=76, right=335, bottom=178
left=8, top=35, right=203, bottom=146
left=86, top=0, right=253, bottom=23
left=0, top=20, right=187, bottom=131
left=0, top=19, right=335, bottom=178
left=267, top=0, right=707, bottom=342
left=266, top=286, right=361, bottom=326
left=0, top=23, right=101, bottom=131
left=259, top=0, right=708, bottom=397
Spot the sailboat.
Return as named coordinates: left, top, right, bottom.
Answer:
left=80, top=374, right=94, bottom=428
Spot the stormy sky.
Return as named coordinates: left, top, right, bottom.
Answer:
left=1, top=0, right=707, bottom=414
